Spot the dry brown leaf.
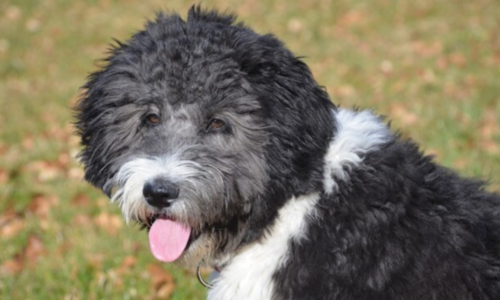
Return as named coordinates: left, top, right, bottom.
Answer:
left=3, top=235, right=47, bottom=274
left=58, top=241, right=73, bottom=255
left=390, top=104, right=419, bottom=126
left=22, top=135, right=34, bottom=150
left=71, top=194, right=90, bottom=207
left=24, top=235, right=46, bottom=263
left=479, top=110, right=499, bottom=154
left=132, top=242, right=143, bottom=255
left=73, top=214, right=91, bottom=226
left=28, top=194, right=59, bottom=219
left=287, top=18, right=303, bottom=33
left=411, top=40, right=443, bottom=58
left=94, top=212, right=123, bottom=235
left=0, top=217, right=25, bottom=238
left=69, top=135, right=81, bottom=147
left=117, top=255, right=137, bottom=275
left=449, top=52, right=466, bottom=67
left=24, top=160, right=64, bottom=182
left=480, top=140, right=499, bottom=154
left=0, top=169, right=8, bottom=184
left=338, top=10, right=366, bottom=27
left=26, top=19, right=40, bottom=32
left=42, top=124, right=71, bottom=142
left=85, top=253, right=104, bottom=270
left=480, top=110, right=499, bottom=140
left=0, top=144, right=7, bottom=155
left=68, top=167, right=84, bottom=180
left=453, top=158, right=468, bottom=169
left=121, top=256, right=137, bottom=269
left=5, top=6, right=21, bottom=21
left=58, top=152, right=70, bottom=169
left=1, top=257, right=24, bottom=275
left=0, top=210, right=25, bottom=239
left=147, top=264, right=176, bottom=300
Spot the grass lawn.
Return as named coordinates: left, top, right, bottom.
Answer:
left=1, top=0, right=499, bottom=299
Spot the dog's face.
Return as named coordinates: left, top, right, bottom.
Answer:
left=75, top=7, right=335, bottom=267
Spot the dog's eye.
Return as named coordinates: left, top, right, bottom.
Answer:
left=207, top=118, right=225, bottom=131
left=146, top=113, right=160, bottom=124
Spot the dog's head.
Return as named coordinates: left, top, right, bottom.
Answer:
left=75, top=6, right=335, bottom=267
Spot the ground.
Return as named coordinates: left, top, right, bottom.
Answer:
left=0, top=0, right=499, bottom=299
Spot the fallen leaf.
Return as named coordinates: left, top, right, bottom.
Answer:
left=71, top=194, right=90, bottom=207
left=94, top=212, right=123, bottom=235
left=287, top=18, right=303, bottom=33
left=480, top=140, right=499, bottom=154
left=0, top=144, right=7, bottom=155
left=480, top=110, right=499, bottom=140
left=411, top=40, right=443, bottom=58
left=449, top=52, right=466, bottom=67
left=2, top=235, right=47, bottom=274
left=85, top=253, right=104, bottom=270
left=28, top=194, right=59, bottom=219
left=57, top=152, right=70, bottom=169
left=73, top=214, right=91, bottom=226
left=0, top=169, right=8, bottom=184
left=24, top=235, right=46, bottom=262
left=1, top=257, right=24, bottom=275
left=390, top=103, right=419, bottom=126
left=5, top=6, right=21, bottom=21
left=338, top=10, right=366, bottom=27
left=0, top=217, right=25, bottom=239
left=379, top=60, right=393, bottom=74
left=68, top=167, right=84, bottom=180
left=117, top=255, right=137, bottom=275
left=69, top=135, right=80, bottom=147
left=26, top=19, right=41, bottom=32
left=0, top=210, right=25, bottom=239
left=147, top=264, right=176, bottom=300
left=121, top=256, right=137, bottom=269
left=22, top=135, right=34, bottom=150
left=57, top=241, right=73, bottom=255
left=479, top=110, right=500, bottom=154
left=24, top=160, right=64, bottom=182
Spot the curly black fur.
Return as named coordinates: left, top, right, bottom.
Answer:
left=274, top=140, right=500, bottom=299
left=75, top=6, right=500, bottom=300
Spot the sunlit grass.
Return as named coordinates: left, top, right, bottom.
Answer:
left=1, top=0, right=499, bottom=299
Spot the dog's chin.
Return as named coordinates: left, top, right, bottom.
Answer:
left=175, top=234, right=216, bottom=268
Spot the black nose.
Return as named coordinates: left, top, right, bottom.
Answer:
left=143, top=179, right=180, bottom=208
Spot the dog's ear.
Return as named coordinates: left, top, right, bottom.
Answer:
left=237, top=34, right=285, bottom=79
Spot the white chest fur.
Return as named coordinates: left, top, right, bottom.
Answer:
left=208, top=193, right=320, bottom=300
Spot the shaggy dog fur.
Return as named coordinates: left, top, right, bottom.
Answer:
left=75, top=6, right=500, bottom=300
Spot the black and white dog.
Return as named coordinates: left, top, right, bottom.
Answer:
left=75, top=6, right=500, bottom=300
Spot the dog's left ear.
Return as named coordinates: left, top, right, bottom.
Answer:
left=238, top=33, right=337, bottom=193
left=238, top=34, right=295, bottom=80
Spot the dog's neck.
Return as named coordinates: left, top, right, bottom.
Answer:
left=207, top=193, right=320, bottom=300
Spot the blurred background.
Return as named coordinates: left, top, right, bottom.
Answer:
left=0, top=0, right=499, bottom=299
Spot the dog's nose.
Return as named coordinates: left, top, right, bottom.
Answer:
left=143, top=179, right=180, bottom=208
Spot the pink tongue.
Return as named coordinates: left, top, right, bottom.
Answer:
left=149, top=218, right=191, bottom=262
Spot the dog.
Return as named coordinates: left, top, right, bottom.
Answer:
left=75, top=6, right=500, bottom=300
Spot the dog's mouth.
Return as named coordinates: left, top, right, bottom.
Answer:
left=146, top=214, right=196, bottom=263
left=144, top=212, right=237, bottom=264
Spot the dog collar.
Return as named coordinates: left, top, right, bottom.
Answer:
left=196, top=263, right=215, bottom=289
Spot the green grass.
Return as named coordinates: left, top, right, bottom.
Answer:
left=0, top=0, right=499, bottom=299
